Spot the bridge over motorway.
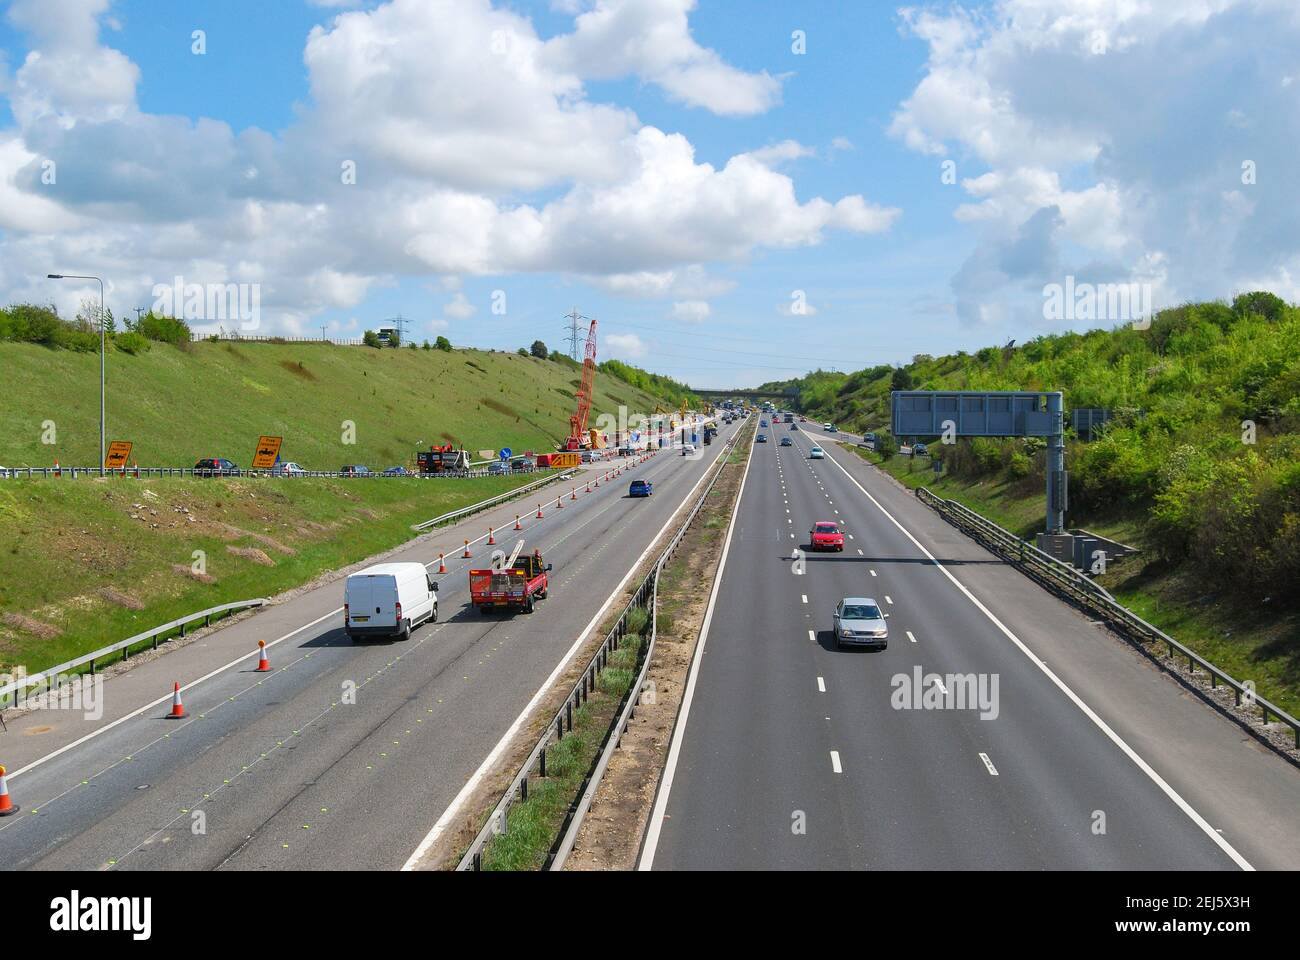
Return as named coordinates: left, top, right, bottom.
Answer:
left=691, top=386, right=799, bottom=401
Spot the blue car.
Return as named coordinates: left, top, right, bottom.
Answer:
left=629, top=478, right=653, bottom=497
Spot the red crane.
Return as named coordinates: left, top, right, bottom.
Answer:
left=565, top=317, right=598, bottom=451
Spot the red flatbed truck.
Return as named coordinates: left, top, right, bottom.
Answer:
left=468, top=552, right=552, bottom=614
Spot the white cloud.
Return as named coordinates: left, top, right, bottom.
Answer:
left=669, top=299, right=710, bottom=323
left=443, top=291, right=477, bottom=319
left=891, top=0, right=1300, bottom=326
left=605, top=331, right=647, bottom=358
left=543, top=0, right=783, bottom=116
left=0, top=0, right=898, bottom=334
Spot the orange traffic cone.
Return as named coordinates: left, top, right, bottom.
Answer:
left=167, top=681, right=187, bottom=719
left=585, top=481, right=591, bottom=493
left=256, top=640, right=271, bottom=672
left=53, top=459, right=60, bottom=477
left=438, top=553, right=447, bottom=574
left=536, top=503, right=544, bottom=518
left=514, top=515, right=522, bottom=530
left=487, top=527, right=496, bottom=545
left=571, top=488, right=577, bottom=500
left=555, top=495, right=563, bottom=510
left=0, top=765, right=16, bottom=816
left=462, top=540, right=472, bottom=558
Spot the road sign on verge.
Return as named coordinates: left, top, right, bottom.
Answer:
left=105, top=441, right=133, bottom=469
left=252, top=436, right=284, bottom=469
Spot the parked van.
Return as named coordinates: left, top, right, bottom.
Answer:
left=344, top=562, right=438, bottom=641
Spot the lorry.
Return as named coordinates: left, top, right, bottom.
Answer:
left=536, top=451, right=581, bottom=469
left=469, top=551, right=551, bottom=614
left=417, top=444, right=470, bottom=474
left=344, top=562, right=438, bottom=641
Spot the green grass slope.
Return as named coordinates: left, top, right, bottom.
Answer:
left=0, top=340, right=675, bottom=469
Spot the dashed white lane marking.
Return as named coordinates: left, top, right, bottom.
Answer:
left=979, top=753, right=998, bottom=776
left=885, top=595, right=893, bottom=604
left=870, top=569, right=876, bottom=577
left=932, top=677, right=948, bottom=695
left=856, top=548, right=863, bottom=555
left=906, top=631, right=917, bottom=643
left=801, top=594, right=808, bottom=604
left=830, top=751, right=843, bottom=773
left=817, top=676, right=826, bottom=693
left=808, top=630, right=816, bottom=644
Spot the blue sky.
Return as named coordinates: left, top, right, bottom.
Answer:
left=1, top=0, right=1295, bottom=386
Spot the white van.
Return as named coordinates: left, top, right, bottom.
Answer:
left=344, top=562, right=438, bottom=641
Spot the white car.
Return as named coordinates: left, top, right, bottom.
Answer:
left=273, top=461, right=306, bottom=475
left=809, top=445, right=825, bottom=459
left=683, top=442, right=697, bottom=454
left=823, top=423, right=833, bottom=431
left=344, top=562, right=438, bottom=642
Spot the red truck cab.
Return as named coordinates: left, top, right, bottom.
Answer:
left=468, top=552, right=551, bottom=614
left=809, top=521, right=844, bottom=552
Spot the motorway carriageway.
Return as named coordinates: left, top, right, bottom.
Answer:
left=641, top=423, right=1300, bottom=870
left=0, top=419, right=740, bottom=870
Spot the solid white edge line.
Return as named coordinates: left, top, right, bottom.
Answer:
left=817, top=676, right=826, bottom=693
left=820, top=441, right=1254, bottom=870
left=637, top=429, right=755, bottom=871
left=830, top=750, right=843, bottom=773
left=979, top=752, right=999, bottom=776
left=403, top=432, right=738, bottom=871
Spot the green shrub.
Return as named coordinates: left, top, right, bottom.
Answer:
left=114, top=331, right=151, bottom=354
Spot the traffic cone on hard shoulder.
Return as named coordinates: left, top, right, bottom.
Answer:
left=167, top=682, right=187, bottom=719
left=570, top=488, right=577, bottom=501
left=462, top=540, right=472, bottom=558
left=488, top=527, right=496, bottom=545
left=438, top=553, right=448, bottom=574
left=585, top=480, right=591, bottom=493
left=556, top=495, right=563, bottom=510
left=514, top=515, right=522, bottom=530
left=256, top=640, right=271, bottom=672
left=0, top=765, right=17, bottom=816
left=536, top=503, right=544, bottom=518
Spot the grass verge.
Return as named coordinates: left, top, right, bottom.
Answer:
left=0, top=472, right=548, bottom=674
left=479, top=605, right=650, bottom=871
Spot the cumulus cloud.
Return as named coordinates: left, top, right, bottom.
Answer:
left=891, top=0, right=1300, bottom=326
left=0, top=0, right=897, bottom=333
left=605, top=331, right=647, bottom=358
left=543, top=0, right=783, bottom=116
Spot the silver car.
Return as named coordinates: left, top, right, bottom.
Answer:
left=833, top=597, right=888, bottom=650
left=809, top=445, right=825, bottom=459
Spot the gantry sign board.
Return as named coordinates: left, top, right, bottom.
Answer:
left=891, top=391, right=1061, bottom=439
left=891, top=390, right=1068, bottom=536
left=251, top=436, right=284, bottom=469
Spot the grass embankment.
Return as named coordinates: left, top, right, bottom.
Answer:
left=853, top=444, right=1300, bottom=716
left=0, top=337, right=686, bottom=675
left=0, top=472, right=541, bottom=675
left=480, top=607, right=649, bottom=871
left=0, top=340, right=670, bottom=469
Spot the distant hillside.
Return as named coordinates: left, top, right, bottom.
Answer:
left=0, top=338, right=681, bottom=469
left=766, top=291, right=1300, bottom=610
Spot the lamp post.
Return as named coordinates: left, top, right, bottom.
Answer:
left=48, top=274, right=106, bottom=474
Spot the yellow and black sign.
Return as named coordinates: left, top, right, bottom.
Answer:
left=549, top=452, right=581, bottom=469
left=251, top=436, right=284, bottom=469
left=105, top=440, right=133, bottom=469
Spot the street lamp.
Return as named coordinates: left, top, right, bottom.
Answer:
left=48, top=273, right=107, bottom=474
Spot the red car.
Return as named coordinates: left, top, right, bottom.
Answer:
left=809, top=521, right=844, bottom=552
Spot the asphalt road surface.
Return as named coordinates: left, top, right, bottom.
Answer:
left=0, top=419, right=739, bottom=871
left=643, top=420, right=1300, bottom=870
